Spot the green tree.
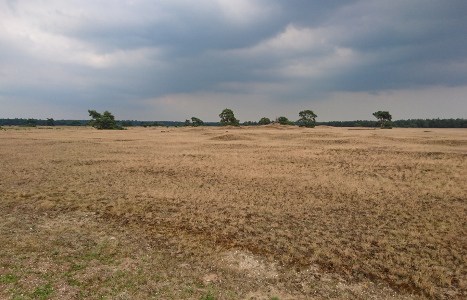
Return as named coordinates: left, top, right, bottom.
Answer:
left=24, top=118, right=37, bottom=127
left=184, top=119, right=192, bottom=126
left=45, top=118, right=55, bottom=126
left=373, top=111, right=392, bottom=128
left=191, top=117, right=204, bottom=127
left=88, top=110, right=123, bottom=130
left=298, top=110, right=317, bottom=128
left=219, top=108, right=239, bottom=126
left=258, top=117, right=271, bottom=125
left=121, top=120, right=133, bottom=127
left=277, top=116, right=294, bottom=125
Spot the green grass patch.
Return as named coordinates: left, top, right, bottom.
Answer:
left=0, top=273, right=20, bottom=283
left=29, top=282, right=55, bottom=300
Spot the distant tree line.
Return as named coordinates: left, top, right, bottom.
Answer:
left=0, top=118, right=87, bottom=126
left=316, top=118, right=467, bottom=128
left=392, top=118, right=467, bottom=128
left=1, top=116, right=466, bottom=128
left=0, top=118, right=217, bottom=127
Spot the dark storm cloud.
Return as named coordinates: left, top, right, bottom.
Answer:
left=1, top=0, right=466, bottom=120
left=323, top=1, right=467, bottom=90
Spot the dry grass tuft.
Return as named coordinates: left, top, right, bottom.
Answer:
left=209, top=134, right=252, bottom=141
left=1, top=126, right=466, bottom=299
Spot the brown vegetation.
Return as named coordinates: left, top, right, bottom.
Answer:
left=1, top=125, right=466, bottom=299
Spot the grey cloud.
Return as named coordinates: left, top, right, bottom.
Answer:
left=309, top=1, right=467, bottom=92
left=1, top=0, right=466, bottom=120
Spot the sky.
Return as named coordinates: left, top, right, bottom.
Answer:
left=1, top=0, right=466, bottom=122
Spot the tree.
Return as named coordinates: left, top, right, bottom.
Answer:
left=373, top=111, right=392, bottom=128
left=277, top=116, right=295, bottom=125
left=184, top=119, right=192, bottom=127
left=298, top=110, right=317, bottom=128
left=88, top=110, right=123, bottom=130
left=219, top=108, right=239, bottom=126
left=24, top=118, right=37, bottom=127
left=258, top=117, right=271, bottom=125
left=191, top=117, right=204, bottom=127
left=45, top=118, right=55, bottom=126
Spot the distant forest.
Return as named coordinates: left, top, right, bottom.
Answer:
left=1, top=118, right=466, bottom=128
left=316, top=118, right=467, bottom=128
left=0, top=119, right=216, bottom=127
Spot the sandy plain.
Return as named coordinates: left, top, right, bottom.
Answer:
left=0, top=125, right=466, bottom=299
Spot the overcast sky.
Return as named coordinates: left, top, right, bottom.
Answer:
left=1, top=0, right=466, bottom=122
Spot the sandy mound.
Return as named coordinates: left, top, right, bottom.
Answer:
left=209, top=134, right=252, bottom=141
left=222, top=125, right=244, bottom=129
left=254, top=123, right=298, bottom=130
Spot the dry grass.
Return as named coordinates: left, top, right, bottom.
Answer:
left=0, top=125, right=466, bottom=299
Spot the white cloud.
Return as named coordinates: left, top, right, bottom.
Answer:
left=1, top=1, right=165, bottom=69
left=217, top=0, right=276, bottom=25
left=223, top=24, right=358, bottom=81
left=266, top=25, right=326, bottom=52
left=230, top=24, right=329, bottom=56
left=277, top=46, right=356, bottom=79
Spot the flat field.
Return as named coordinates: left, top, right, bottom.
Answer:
left=0, top=125, right=466, bottom=299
